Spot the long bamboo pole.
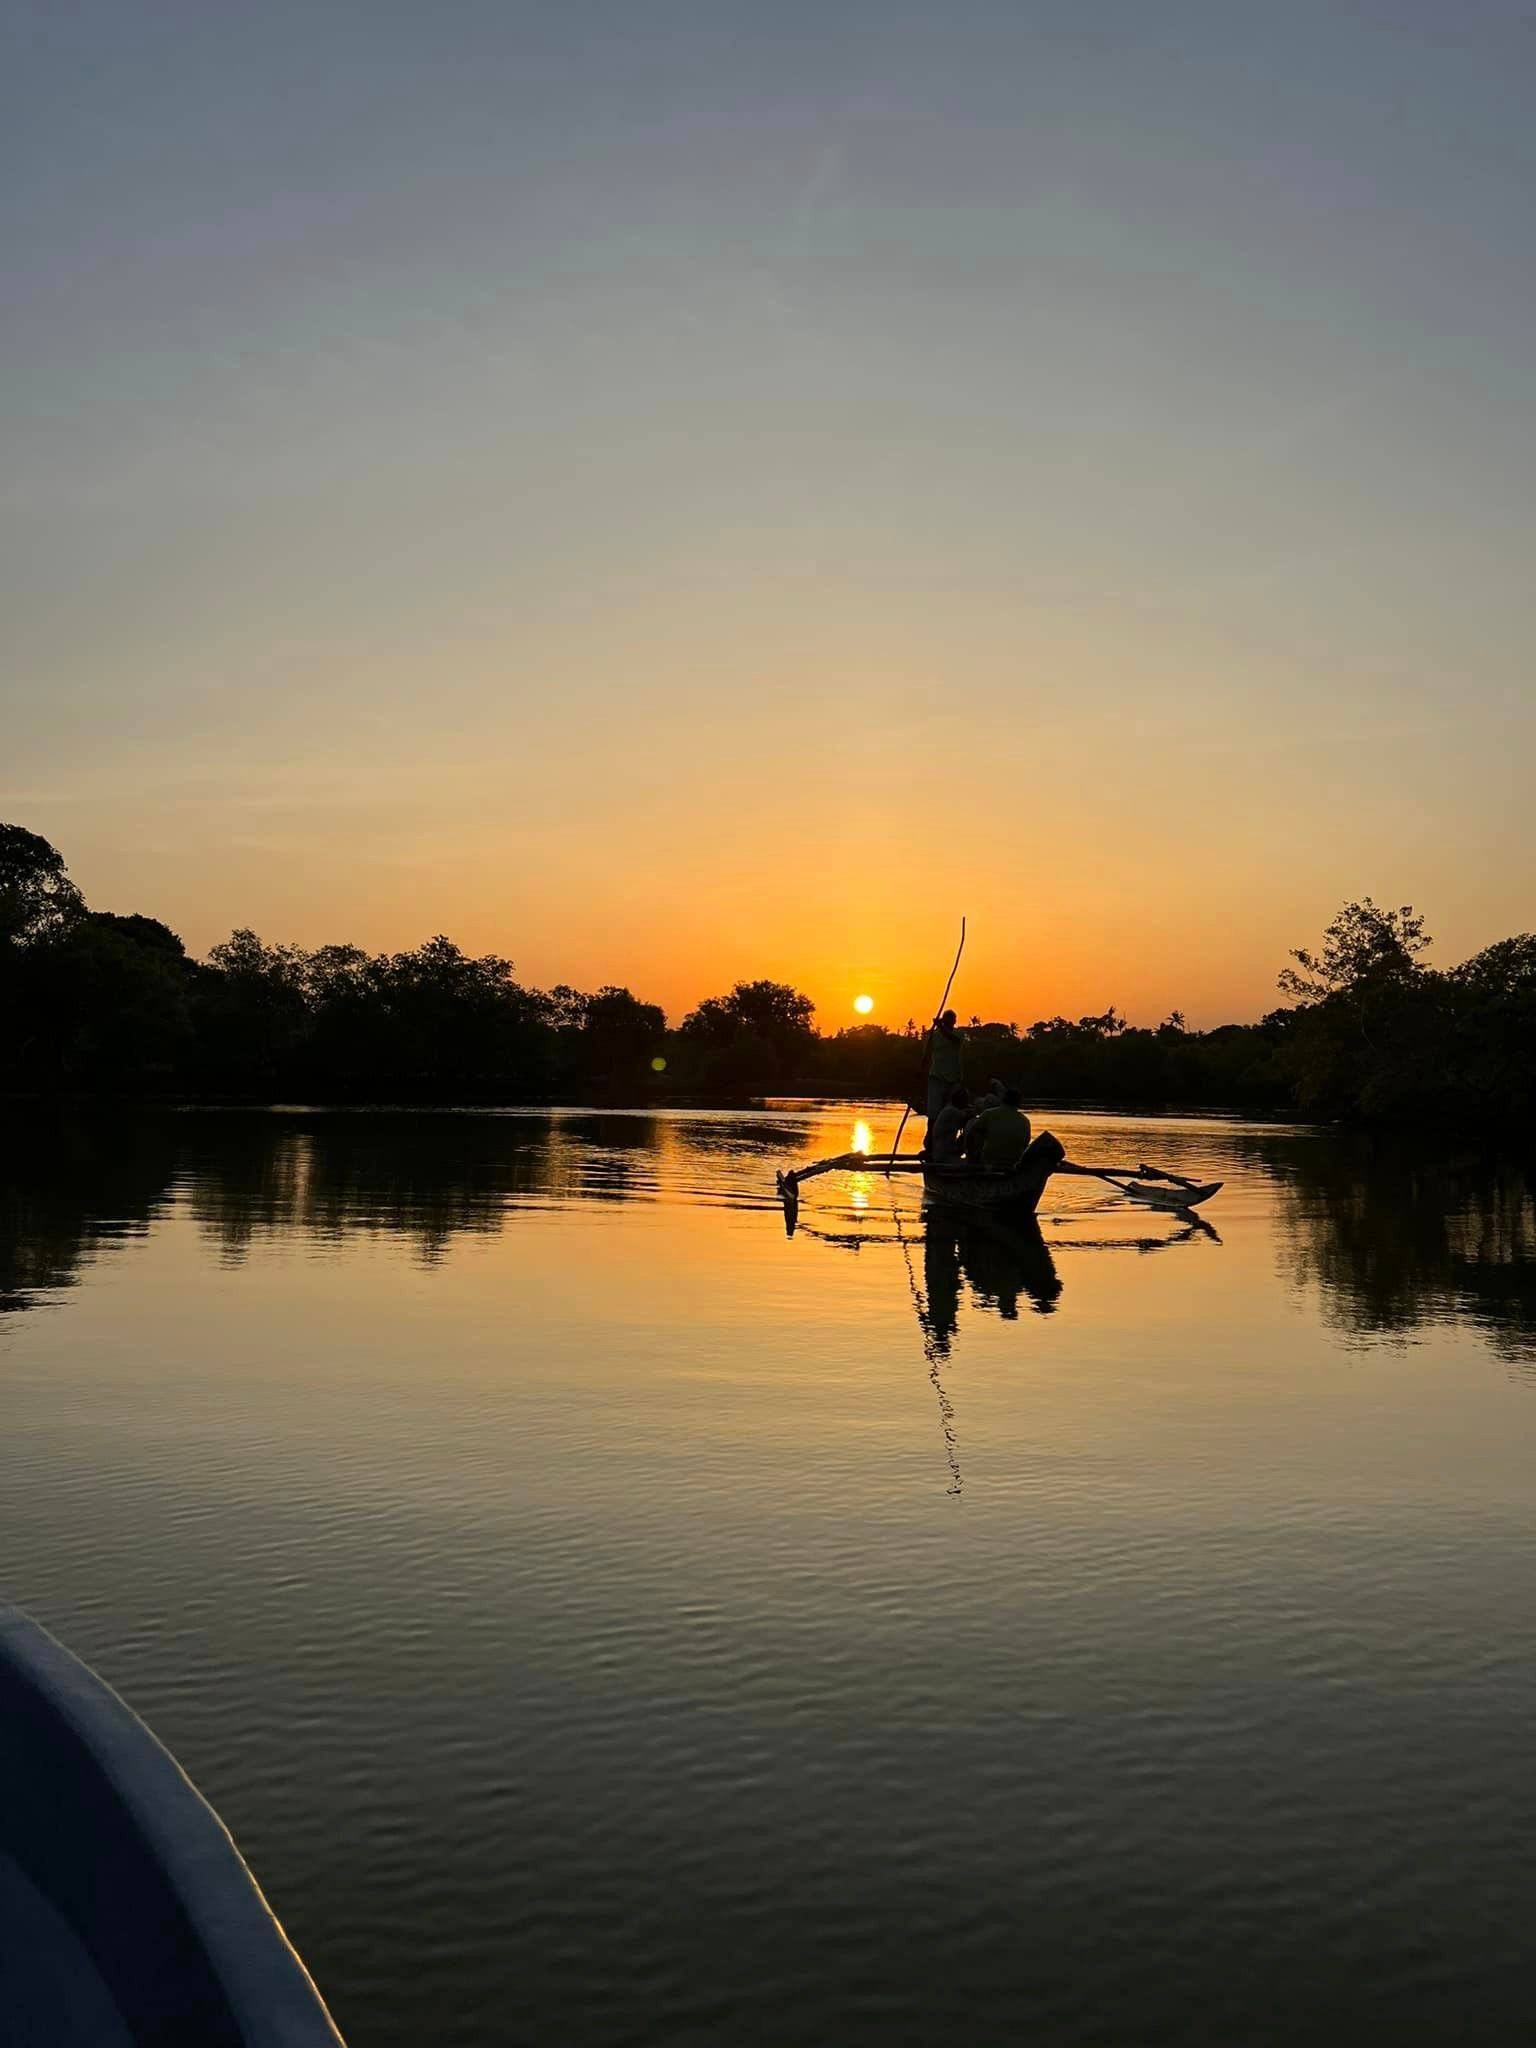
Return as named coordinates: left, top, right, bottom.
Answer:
left=885, top=916, right=966, bottom=1179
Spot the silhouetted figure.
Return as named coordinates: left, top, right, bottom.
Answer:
left=958, top=1211, right=1062, bottom=1318
left=926, top=1010, right=965, bottom=1124
left=963, top=1087, right=1033, bottom=1170
left=923, top=1207, right=1063, bottom=1336
left=924, top=1085, right=972, bottom=1164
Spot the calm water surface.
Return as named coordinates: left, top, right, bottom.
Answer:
left=3, top=1105, right=1535, bottom=2045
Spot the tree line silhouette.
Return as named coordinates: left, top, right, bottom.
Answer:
left=2, top=823, right=1531, bottom=1127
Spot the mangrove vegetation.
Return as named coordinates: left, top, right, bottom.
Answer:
left=2, top=824, right=1531, bottom=1129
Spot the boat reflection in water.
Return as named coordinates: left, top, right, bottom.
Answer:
left=783, top=1180, right=1218, bottom=1341
left=784, top=1174, right=1221, bottom=1493
left=915, top=1205, right=1063, bottom=1497
left=920, top=1205, right=1063, bottom=1343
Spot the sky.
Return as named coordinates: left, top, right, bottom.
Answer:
left=4, top=0, right=1533, bottom=1029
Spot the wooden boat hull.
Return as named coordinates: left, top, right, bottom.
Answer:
left=922, top=1132, right=1065, bottom=1214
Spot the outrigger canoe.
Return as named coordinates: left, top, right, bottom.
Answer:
left=777, top=1131, right=1221, bottom=1214
left=0, top=1601, right=343, bottom=2046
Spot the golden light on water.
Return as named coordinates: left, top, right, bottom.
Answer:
left=854, top=994, right=875, bottom=1014
left=852, top=1120, right=874, bottom=1156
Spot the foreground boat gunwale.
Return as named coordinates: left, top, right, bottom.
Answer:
left=0, top=1601, right=343, bottom=2047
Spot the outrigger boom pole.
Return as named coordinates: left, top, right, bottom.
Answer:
left=776, top=1150, right=1223, bottom=1210
left=777, top=1151, right=927, bottom=1199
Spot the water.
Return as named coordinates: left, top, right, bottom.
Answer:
left=2, top=1104, right=1534, bottom=2046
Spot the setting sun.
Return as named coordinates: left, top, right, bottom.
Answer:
left=854, top=994, right=874, bottom=1014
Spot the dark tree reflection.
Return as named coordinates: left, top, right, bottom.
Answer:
left=6, top=1115, right=1534, bottom=1377
left=1248, top=1132, right=1536, bottom=1363
left=181, top=1113, right=559, bottom=1264
left=0, top=1110, right=177, bottom=1312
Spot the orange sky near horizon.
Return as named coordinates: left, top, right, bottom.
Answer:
left=32, top=748, right=1530, bottom=1034
left=6, top=3, right=1534, bottom=1031
left=10, top=532, right=1531, bottom=1029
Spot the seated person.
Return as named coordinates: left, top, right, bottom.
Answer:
left=960, top=1079, right=1007, bottom=1160
left=924, top=1085, right=972, bottom=1165
left=963, top=1087, right=1033, bottom=1172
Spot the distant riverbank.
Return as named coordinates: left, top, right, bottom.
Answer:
left=5, top=823, right=1532, bottom=1134
left=3, top=1082, right=1308, bottom=1124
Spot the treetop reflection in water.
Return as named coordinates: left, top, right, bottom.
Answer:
left=2, top=1109, right=1533, bottom=1367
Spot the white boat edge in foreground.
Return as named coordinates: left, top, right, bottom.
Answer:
left=0, top=1601, right=344, bottom=2047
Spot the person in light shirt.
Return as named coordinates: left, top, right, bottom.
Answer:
left=924, top=1010, right=965, bottom=1126
left=963, top=1087, right=1033, bottom=1172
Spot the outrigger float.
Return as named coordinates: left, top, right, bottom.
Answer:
left=776, top=1132, right=1222, bottom=1218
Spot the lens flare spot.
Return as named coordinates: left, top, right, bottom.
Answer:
left=853, top=993, right=874, bottom=1014
left=650, top=1056, right=667, bottom=1072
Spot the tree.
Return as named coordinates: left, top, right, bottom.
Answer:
left=195, top=929, right=312, bottom=1086
left=544, top=984, right=593, bottom=1033
left=1276, top=901, right=1439, bottom=1119
left=578, top=987, right=666, bottom=1079
left=89, top=911, right=187, bottom=960
left=373, top=937, right=553, bottom=1090
left=207, top=927, right=308, bottom=986
left=1450, top=933, right=1536, bottom=1000
left=1444, top=934, right=1536, bottom=1122
left=11, top=919, right=191, bottom=1084
left=816, top=1022, right=913, bottom=1096
left=1278, top=899, right=1431, bottom=1005
left=680, top=979, right=814, bottom=1057
left=0, top=825, right=85, bottom=947
left=699, top=1027, right=780, bottom=1091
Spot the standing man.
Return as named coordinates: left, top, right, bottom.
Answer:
left=926, top=1009, right=965, bottom=1129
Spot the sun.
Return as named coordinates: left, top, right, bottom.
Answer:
left=853, top=993, right=874, bottom=1014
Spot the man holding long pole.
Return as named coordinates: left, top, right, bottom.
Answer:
left=925, top=1010, right=966, bottom=1126
left=885, top=917, right=967, bottom=1176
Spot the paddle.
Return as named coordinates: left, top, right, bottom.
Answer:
left=886, top=916, right=966, bottom=1179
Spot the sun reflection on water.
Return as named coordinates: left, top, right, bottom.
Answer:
left=852, top=1120, right=874, bottom=1156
